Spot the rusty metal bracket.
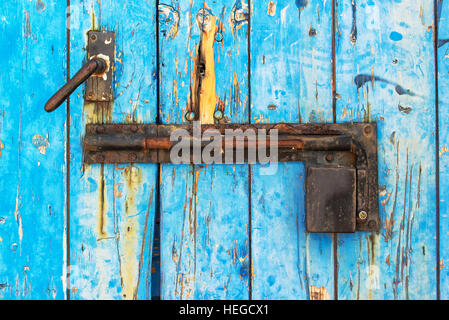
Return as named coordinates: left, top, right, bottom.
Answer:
left=84, top=30, right=115, bottom=102
left=83, top=123, right=379, bottom=233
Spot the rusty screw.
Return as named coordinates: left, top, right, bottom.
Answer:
left=325, top=154, right=334, bottom=162
left=91, top=34, right=97, bottom=41
left=214, top=110, right=224, bottom=121
left=130, top=124, right=139, bottom=133
left=363, top=125, right=372, bottom=136
left=358, top=210, right=368, bottom=220
left=96, top=125, right=105, bottom=134
left=96, top=154, right=105, bottom=163
left=186, top=111, right=196, bottom=122
left=128, top=153, right=137, bottom=162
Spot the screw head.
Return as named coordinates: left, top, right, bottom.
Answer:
left=325, top=154, right=334, bottom=162
left=130, top=124, right=139, bottom=133
left=128, top=153, right=137, bottom=162
left=214, top=110, right=224, bottom=121
left=91, top=34, right=97, bottom=41
left=96, top=154, right=105, bottom=163
left=358, top=211, right=368, bottom=220
left=363, top=125, right=372, bottom=136
left=185, top=111, right=196, bottom=122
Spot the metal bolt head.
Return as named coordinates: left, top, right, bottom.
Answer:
left=128, top=153, right=137, bottom=162
left=358, top=210, right=368, bottom=220
left=214, top=110, right=224, bottom=121
left=91, top=34, right=97, bottom=41
left=363, top=125, right=372, bottom=136
left=96, top=125, right=105, bottom=134
left=96, top=154, right=105, bottom=163
left=325, top=154, right=334, bottom=162
left=185, top=111, right=196, bottom=122
left=368, top=220, right=377, bottom=229
left=130, top=124, right=139, bottom=133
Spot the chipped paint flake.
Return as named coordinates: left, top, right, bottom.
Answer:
left=267, top=1, right=276, bottom=16
left=32, top=134, right=48, bottom=155
left=309, top=285, right=330, bottom=300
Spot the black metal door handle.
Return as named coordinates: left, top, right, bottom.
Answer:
left=44, top=58, right=107, bottom=113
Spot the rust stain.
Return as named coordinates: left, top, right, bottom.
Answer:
left=114, top=183, right=122, bottom=198
left=0, top=139, right=4, bottom=157
left=308, top=286, right=330, bottom=300
left=267, top=1, right=276, bottom=16
left=97, top=165, right=107, bottom=238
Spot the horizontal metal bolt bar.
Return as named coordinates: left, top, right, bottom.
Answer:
left=84, top=134, right=353, bottom=152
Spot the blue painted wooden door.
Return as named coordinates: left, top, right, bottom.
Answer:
left=0, top=0, right=446, bottom=300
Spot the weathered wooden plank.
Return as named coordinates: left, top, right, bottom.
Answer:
left=250, top=0, right=335, bottom=299
left=0, top=0, right=67, bottom=299
left=159, top=0, right=250, bottom=299
left=335, top=0, right=437, bottom=299
left=69, top=0, right=158, bottom=299
left=438, top=0, right=449, bottom=299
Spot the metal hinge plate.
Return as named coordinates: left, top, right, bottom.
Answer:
left=85, top=30, right=115, bottom=102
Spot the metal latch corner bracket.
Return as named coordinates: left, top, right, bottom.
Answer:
left=83, top=122, right=379, bottom=234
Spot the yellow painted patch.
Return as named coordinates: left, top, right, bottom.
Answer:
left=267, top=1, right=276, bottom=16
left=188, top=4, right=219, bottom=125
left=309, top=285, right=330, bottom=300
left=121, top=165, right=143, bottom=300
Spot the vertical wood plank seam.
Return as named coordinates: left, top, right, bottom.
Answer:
left=247, top=0, right=253, bottom=301
left=154, top=0, right=162, bottom=299
left=332, top=0, right=338, bottom=301
left=66, top=0, right=71, bottom=301
left=434, top=0, right=441, bottom=300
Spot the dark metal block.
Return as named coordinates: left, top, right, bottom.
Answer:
left=306, top=166, right=357, bottom=233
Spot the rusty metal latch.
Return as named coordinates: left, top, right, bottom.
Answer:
left=82, top=123, right=379, bottom=234
left=45, top=31, right=115, bottom=113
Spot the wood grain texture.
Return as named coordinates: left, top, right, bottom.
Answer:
left=69, top=0, right=157, bottom=299
left=0, top=0, right=67, bottom=299
left=335, top=0, right=437, bottom=299
left=438, top=0, right=449, bottom=299
left=159, top=0, right=250, bottom=299
left=250, top=0, right=335, bottom=300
